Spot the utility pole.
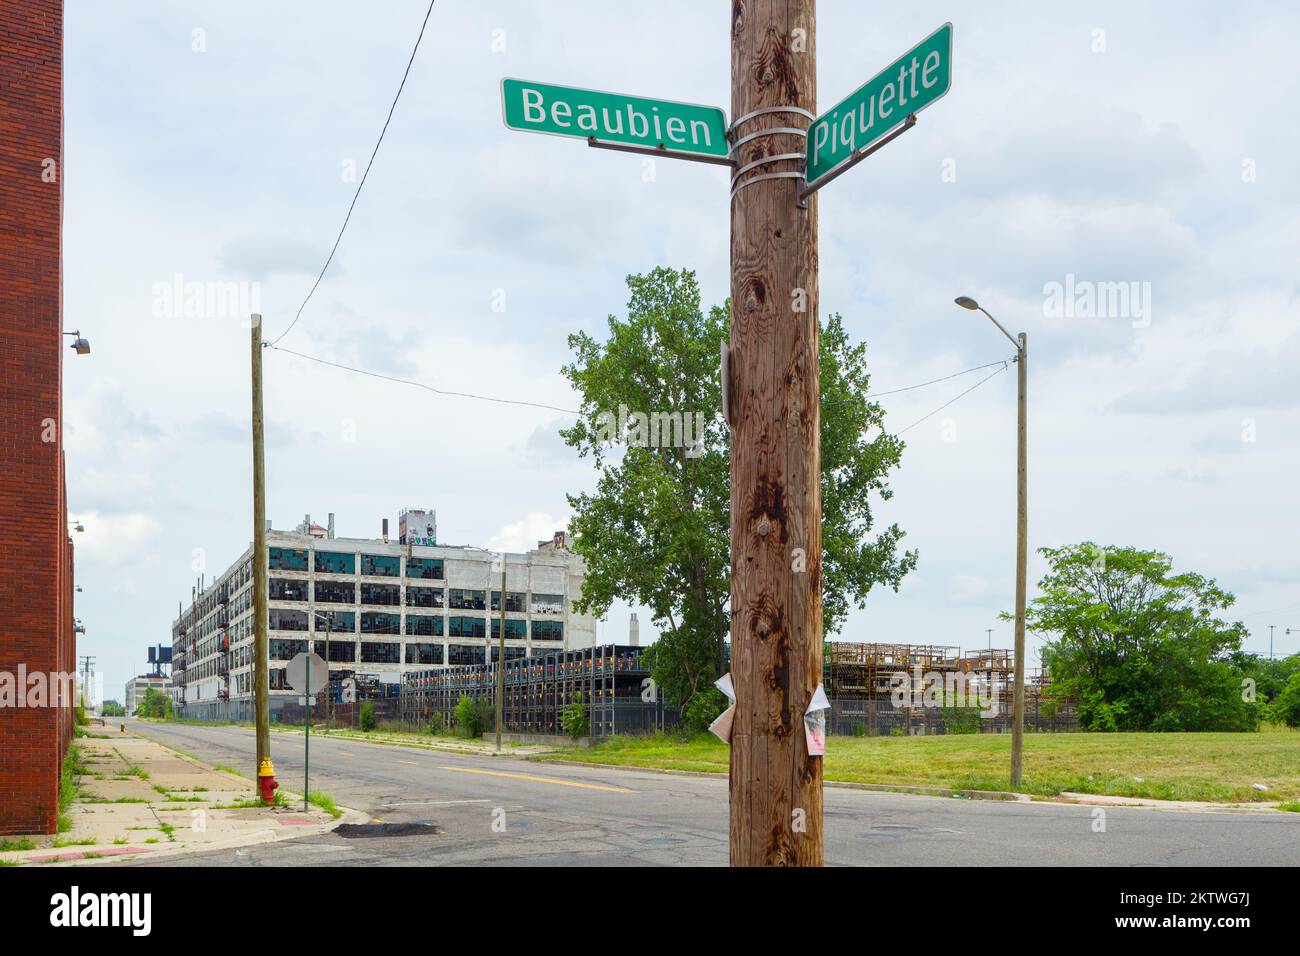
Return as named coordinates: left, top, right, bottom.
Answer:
left=315, top=611, right=332, bottom=728
left=953, top=298, right=1027, bottom=789
left=1011, top=331, right=1027, bottom=790
left=1268, top=625, right=1275, bottom=660
left=728, top=0, right=822, bottom=867
left=250, top=314, right=271, bottom=778
left=496, top=556, right=506, bottom=752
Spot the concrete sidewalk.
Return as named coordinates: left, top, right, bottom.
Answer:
left=0, top=728, right=355, bottom=866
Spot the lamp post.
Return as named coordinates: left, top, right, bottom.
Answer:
left=955, top=296, right=1027, bottom=789
left=62, top=330, right=90, bottom=354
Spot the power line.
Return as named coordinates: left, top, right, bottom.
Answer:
left=270, top=343, right=1019, bottom=423
left=267, top=0, right=437, bottom=348
left=868, top=358, right=1012, bottom=398
left=267, top=344, right=580, bottom=414
left=896, top=360, right=1012, bottom=435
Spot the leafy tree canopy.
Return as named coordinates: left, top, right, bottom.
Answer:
left=561, top=267, right=916, bottom=717
left=1027, top=543, right=1259, bottom=732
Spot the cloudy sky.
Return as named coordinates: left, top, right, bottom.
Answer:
left=62, top=1, right=1300, bottom=701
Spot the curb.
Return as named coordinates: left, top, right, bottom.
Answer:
left=531, top=757, right=1030, bottom=801
left=3, top=731, right=357, bottom=867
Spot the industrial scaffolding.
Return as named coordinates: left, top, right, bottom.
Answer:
left=401, top=643, right=674, bottom=737
left=824, top=641, right=1076, bottom=735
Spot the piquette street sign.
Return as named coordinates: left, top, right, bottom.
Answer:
left=501, top=78, right=729, bottom=161
left=805, top=22, right=953, bottom=189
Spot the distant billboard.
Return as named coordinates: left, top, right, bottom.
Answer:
left=399, top=509, right=436, bottom=547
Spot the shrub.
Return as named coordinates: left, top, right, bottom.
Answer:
left=429, top=712, right=444, bottom=735
left=560, top=692, right=590, bottom=739
left=358, top=701, right=376, bottom=732
left=454, top=695, right=484, bottom=738
left=682, top=686, right=728, bottom=733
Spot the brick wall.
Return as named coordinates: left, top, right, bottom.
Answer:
left=0, top=0, right=71, bottom=836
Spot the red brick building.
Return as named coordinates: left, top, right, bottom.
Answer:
left=0, top=0, right=77, bottom=835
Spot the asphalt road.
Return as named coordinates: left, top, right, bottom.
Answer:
left=121, top=719, right=1300, bottom=867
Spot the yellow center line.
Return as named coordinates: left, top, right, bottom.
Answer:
left=437, top=766, right=634, bottom=794
left=397, top=760, right=418, bottom=766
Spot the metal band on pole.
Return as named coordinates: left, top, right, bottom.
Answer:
left=727, top=105, right=816, bottom=136
left=730, top=152, right=805, bottom=185
left=730, top=171, right=804, bottom=202
left=728, top=125, right=807, bottom=156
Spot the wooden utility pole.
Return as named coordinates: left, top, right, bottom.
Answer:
left=251, top=315, right=271, bottom=776
left=1010, top=333, right=1027, bottom=788
left=496, top=556, right=505, bottom=751
left=728, top=0, right=822, bottom=866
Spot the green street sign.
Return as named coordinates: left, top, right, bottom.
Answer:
left=805, top=22, right=953, bottom=189
left=501, top=78, right=729, bottom=160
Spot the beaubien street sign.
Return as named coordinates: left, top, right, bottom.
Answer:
left=501, top=78, right=729, bottom=161
left=805, top=22, right=953, bottom=190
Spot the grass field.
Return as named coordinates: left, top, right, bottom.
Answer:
left=532, top=727, right=1300, bottom=803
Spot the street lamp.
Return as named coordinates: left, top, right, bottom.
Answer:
left=63, top=330, right=90, bottom=355
left=955, top=295, right=1028, bottom=789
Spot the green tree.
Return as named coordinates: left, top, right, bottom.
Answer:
left=100, top=700, right=126, bottom=717
left=561, top=267, right=916, bottom=716
left=1272, top=663, right=1300, bottom=727
left=1025, top=543, right=1259, bottom=732
left=137, top=687, right=173, bottom=720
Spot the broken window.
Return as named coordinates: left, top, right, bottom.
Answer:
left=448, top=588, right=486, bottom=610
left=269, top=578, right=308, bottom=601
left=490, top=590, right=527, bottom=613
left=360, top=612, right=401, bottom=634
left=269, top=547, right=308, bottom=571
left=314, top=580, right=355, bottom=604
left=360, top=554, right=400, bottom=577
left=448, top=643, right=485, bottom=665
left=530, top=593, right=564, bottom=615
left=406, top=557, right=444, bottom=580
left=532, top=620, right=564, bottom=642
left=313, top=640, right=355, bottom=663
left=405, top=615, right=444, bottom=637
left=360, top=583, right=401, bottom=606
left=268, top=608, right=309, bottom=631
left=490, top=619, right=528, bottom=640
left=313, top=610, right=355, bottom=633
left=360, top=642, right=401, bottom=664
left=405, top=586, right=444, bottom=608
left=405, top=643, right=444, bottom=665
left=448, top=616, right=486, bottom=638
left=314, top=550, right=356, bottom=575
left=269, top=639, right=308, bottom=660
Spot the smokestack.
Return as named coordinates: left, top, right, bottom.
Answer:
left=328, top=513, right=335, bottom=539
left=382, top=518, right=389, bottom=543
left=629, top=613, right=640, bottom=647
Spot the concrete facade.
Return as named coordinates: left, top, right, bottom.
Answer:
left=172, top=516, right=596, bottom=720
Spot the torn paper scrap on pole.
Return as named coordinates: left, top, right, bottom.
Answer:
left=805, top=683, right=830, bottom=756
left=710, top=672, right=737, bottom=743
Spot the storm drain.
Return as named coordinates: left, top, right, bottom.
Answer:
left=335, top=822, right=442, bottom=839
